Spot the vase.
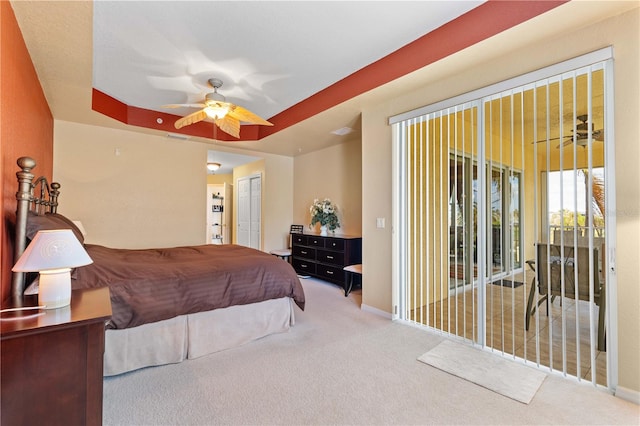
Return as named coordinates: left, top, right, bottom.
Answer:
left=320, top=225, right=328, bottom=236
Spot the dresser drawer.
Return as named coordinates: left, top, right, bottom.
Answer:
left=307, top=236, right=324, bottom=247
left=316, top=264, right=344, bottom=283
left=317, top=249, right=344, bottom=266
left=292, top=234, right=307, bottom=245
left=293, top=246, right=315, bottom=259
left=293, top=258, right=316, bottom=275
left=324, top=238, right=344, bottom=251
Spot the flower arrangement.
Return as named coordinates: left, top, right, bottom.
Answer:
left=309, top=198, right=340, bottom=232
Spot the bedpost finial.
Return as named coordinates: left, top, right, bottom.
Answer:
left=17, top=157, right=36, bottom=172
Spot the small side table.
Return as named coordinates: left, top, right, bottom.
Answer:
left=270, top=249, right=292, bottom=263
left=343, top=264, right=362, bottom=297
left=1, top=287, right=112, bottom=426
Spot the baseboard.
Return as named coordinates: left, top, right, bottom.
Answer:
left=361, top=303, right=392, bottom=319
left=615, top=385, right=640, bottom=405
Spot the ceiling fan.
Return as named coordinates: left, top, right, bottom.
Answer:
left=534, top=114, right=604, bottom=148
left=163, top=78, right=273, bottom=138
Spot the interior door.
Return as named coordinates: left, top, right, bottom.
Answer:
left=236, top=174, right=261, bottom=250
left=250, top=177, right=261, bottom=249
left=237, top=178, right=250, bottom=247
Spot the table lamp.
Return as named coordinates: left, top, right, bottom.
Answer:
left=12, top=229, right=93, bottom=309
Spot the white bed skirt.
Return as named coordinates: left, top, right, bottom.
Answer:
left=104, top=297, right=295, bottom=376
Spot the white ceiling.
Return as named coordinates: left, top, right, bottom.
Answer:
left=11, top=1, right=633, bottom=162
left=92, top=1, right=483, bottom=122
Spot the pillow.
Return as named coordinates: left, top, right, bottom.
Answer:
left=25, top=211, right=85, bottom=244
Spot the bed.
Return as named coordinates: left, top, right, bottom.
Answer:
left=11, top=157, right=305, bottom=376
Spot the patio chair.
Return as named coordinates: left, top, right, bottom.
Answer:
left=525, top=244, right=605, bottom=351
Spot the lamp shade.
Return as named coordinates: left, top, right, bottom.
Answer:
left=12, top=229, right=93, bottom=272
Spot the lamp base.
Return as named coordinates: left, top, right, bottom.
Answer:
left=38, top=268, right=72, bottom=309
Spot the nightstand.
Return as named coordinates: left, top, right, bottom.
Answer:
left=1, top=287, right=112, bottom=426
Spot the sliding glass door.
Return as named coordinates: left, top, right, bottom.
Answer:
left=393, top=51, right=614, bottom=389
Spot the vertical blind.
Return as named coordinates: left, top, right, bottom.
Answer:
left=393, top=53, right=613, bottom=389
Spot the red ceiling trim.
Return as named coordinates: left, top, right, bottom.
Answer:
left=92, top=0, right=568, bottom=142
left=92, top=89, right=127, bottom=124
left=92, top=88, right=264, bottom=142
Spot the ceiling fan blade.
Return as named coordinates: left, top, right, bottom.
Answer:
left=227, top=104, right=273, bottom=126
left=561, top=139, right=574, bottom=148
left=215, top=116, right=241, bottom=138
left=163, top=103, right=206, bottom=109
left=533, top=136, right=563, bottom=143
left=174, top=109, right=208, bottom=129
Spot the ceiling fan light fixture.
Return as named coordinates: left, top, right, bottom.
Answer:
left=207, top=162, right=221, bottom=172
left=205, top=105, right=229, bottom=119
left=167, top=78, right=272, bottom=138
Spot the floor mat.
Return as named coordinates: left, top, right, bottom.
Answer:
left=418, top=339, right=546, bottom=404
left=490, top=279, right=524, bottom=288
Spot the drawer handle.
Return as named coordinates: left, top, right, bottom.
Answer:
left=327, top=270, right=334, bottom=275
left=301, top=250, right=307, bottom=255
left=301, top=265, right=307, bottom=268
left=326, top=255, right=334, bottom=260
left=313, top=240, right=318, bottom=244
left=332, top=243, right=337, bottom=247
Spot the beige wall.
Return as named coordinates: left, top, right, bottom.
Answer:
left=361, top=6, right=639, bottom=395
left=53, top=120, right=294, bottom=253
left=293, top=139, right=362, bottom=236
left=207, top=173, right=233, bottom=185
left=262, top=155, right=295, bottom=251
left=53, top=120, right=208, bottom=248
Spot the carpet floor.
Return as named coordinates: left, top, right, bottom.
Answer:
left=103, top=278, right=639, bottom=425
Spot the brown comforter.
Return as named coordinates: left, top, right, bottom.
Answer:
left=72, top=244, right=305, bottom=330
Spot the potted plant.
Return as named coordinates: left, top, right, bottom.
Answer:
left=309, top=198, right=340, bottom=236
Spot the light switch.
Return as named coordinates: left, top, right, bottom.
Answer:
left=376, top=217, right=385, bottom=229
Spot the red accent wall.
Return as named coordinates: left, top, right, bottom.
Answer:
left=1, top=2, right=54, bottom=305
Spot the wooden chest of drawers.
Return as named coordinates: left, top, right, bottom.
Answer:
left=1, top=287, right=112, bottom=426
left=291, top=233, right=362, bottom=293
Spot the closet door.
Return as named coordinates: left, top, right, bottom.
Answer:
left=236, top=174, right=261, bottom=250
left=250, top=177, right=261, bottom=249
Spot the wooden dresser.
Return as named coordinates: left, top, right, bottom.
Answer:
left=1, top=287, right=112, bottom=426
left=291, top=233, right=362, bottom=293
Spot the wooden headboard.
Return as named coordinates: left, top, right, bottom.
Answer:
left=12, top=157, right=60, bottom=298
